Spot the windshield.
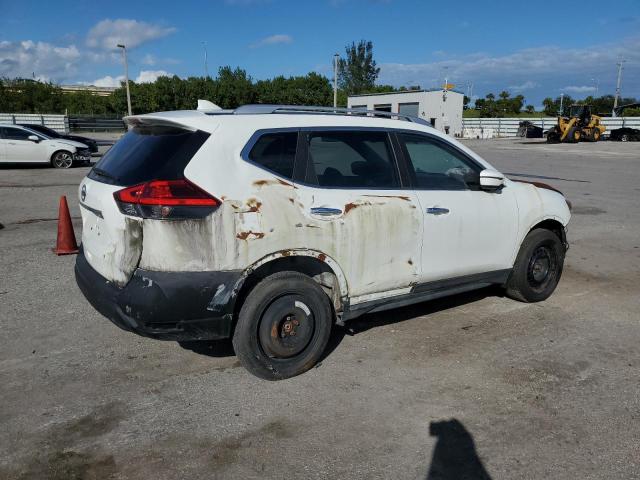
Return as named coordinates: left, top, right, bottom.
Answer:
left=569, top=106, right=585, bottom=117
left=22, top=125, right=58, bottom=139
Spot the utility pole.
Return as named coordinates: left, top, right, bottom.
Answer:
left=117, top=44, right=132, bottom=116
left=202, top=41, right=209, bottom=78
left=559, top=93, right=564, bottom=116
left=613, top=59, right=625, bottom=116
left=333, top=53, right=339, bottom=109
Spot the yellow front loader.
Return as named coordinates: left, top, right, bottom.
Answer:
left=546, top=105, right=606, bottom=143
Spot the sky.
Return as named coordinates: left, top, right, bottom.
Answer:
left=1, top=0, right=639, bottom=106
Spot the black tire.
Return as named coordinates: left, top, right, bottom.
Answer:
left=621, top=134, right=629, bottom=142
left=592, top=129, right=601, bottom=142
left=505, top=228, right=565, bottom=303
left=232, top=271, right=333, bottom=380
left=51, top=150, right=73, bottom=169
left=567, top=127, right=581, bottom=143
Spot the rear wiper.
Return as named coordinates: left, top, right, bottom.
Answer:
left=91, top=167, right=118, bottom=182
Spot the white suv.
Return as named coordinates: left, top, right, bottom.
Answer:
left=75, top=105, right=571, bottom=379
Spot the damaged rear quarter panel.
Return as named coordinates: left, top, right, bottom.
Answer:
left=139, top=118, right=422, bottom=302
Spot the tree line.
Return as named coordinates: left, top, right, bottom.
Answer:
left=1, top=38, right=638, bottom=117
left=0, top=69, right=336, bottom=116
left=0, top=40, right=388, bottom=116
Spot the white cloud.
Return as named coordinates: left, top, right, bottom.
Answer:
left=89, top=70, right=172, bottom=87
left=91, top=75, right=124, bottom=87
left=86, top=19, right=176, bottom=51
left=563, top=85, right=597, bottom=93
left=509, top=80, right=539, bottom=91
left=135, top=70, right=171, bottom=83
left=378, top=36, right=640, bottom=100
left=250, top=34, right=292, bottom=48
left=0, top=40, right=81, bottom=81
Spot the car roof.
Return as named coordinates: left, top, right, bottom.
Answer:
left=125, top=104, right=437, bottom=136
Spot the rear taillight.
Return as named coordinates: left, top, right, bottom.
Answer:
left=114, top=179, right=220, bottom=219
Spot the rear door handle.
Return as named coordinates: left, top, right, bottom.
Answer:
left=426, top=207, right=450, bottom=215
left=310, top=207, right=342, bottom=216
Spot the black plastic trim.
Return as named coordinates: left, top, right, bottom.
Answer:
left=75, top=248, right=242, bottom=341
left=342, top=269, right=511, bottom=321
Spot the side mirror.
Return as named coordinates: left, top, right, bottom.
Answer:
left=479, top=169, right=504, bottom=191
left=27, top=135, right=40, bottom=143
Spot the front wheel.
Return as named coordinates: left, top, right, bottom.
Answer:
left=505, top=228, right=565, bottom=303
left=51, top=151, right=73, bottom=169
left=233, top=271, right=333, bottom=380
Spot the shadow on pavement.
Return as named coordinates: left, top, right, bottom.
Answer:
left=426, top=418, right=492, bottom=480
left=180, top=286, right=501, bottom=363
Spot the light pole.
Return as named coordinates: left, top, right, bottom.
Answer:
left=613, top=59, right=625, bottom=116
left=559, top=93, right=564, bottom=117
left=333, top=53, right=339, bottom=109
left=117, top=44, right=132, bottom=116
left=202, top=41, right=209, bottom=78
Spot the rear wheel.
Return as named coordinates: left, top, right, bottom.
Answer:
left=592, top=129, right=601, bottom=142
left=51, top=150, right=73, bottom=169
left=621, top=134, right=629, bottom=142
left=233, top=271, right=333, bottom=380
left=505, top=229, right=565, bottom=303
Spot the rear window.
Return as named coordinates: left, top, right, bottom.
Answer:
left=89, top=126, right=209, bottom=186
left=248, top=131, right=298, bottom=179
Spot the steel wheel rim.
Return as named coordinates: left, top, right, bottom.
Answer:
left=527, top=245, right=557, bottom=291
left=258, top=295, right=315, bottom=359
left=54, top=152, right=72, bottom=168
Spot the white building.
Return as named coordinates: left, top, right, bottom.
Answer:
left=347, top=89, right=464, bottom=136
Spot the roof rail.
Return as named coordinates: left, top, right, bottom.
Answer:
left=231, top=104, right=431, bottom=126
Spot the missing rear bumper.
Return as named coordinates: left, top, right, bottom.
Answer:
left=75, top=248, right=242, bottom=341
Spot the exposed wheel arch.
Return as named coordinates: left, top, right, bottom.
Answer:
left=529, top=219, right=567, bottom=248
left=230, top=250, right=349, bottom=327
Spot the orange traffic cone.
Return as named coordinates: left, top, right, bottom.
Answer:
left=53, top=195, right=79, bottom=255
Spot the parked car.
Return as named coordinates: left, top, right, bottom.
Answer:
left=0, top=125, right=91, bottom=168
left=19, top=124, right=99, bottom=153
left=609, top=127, right=640, bottom=142
left=75, top=105, right=571, bottom=380
left=516, top=121, right=544, bottom=138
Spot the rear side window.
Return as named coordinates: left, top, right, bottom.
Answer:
left=88, top=126, right=209, bottom=186
left=248, top=131, right=297, bottom=179
left=305, top=130, right=399, bottom=188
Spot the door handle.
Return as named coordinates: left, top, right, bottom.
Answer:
left=310, top=207, right=342, bottom=216
left=426, top=207, right=450, bottom=215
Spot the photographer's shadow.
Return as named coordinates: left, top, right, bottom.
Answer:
left=426, top=419, right=492, bottom=480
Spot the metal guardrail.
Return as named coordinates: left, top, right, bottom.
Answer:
left=462, top=117, right=640, bottom=138
left=67, top=116, right=126, bottom=132
left=0, top=113, right=68, bottom=133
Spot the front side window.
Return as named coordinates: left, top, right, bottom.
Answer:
left=248, top=131, right=297, bottom=179
left=2, top=128, right=33, bottom=141
left=306, top=130, right=399, bottom=189
left=399, top=133, right=480, bottom=190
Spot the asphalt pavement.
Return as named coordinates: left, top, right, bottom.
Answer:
left=1, top=138, right=639, bottom=479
